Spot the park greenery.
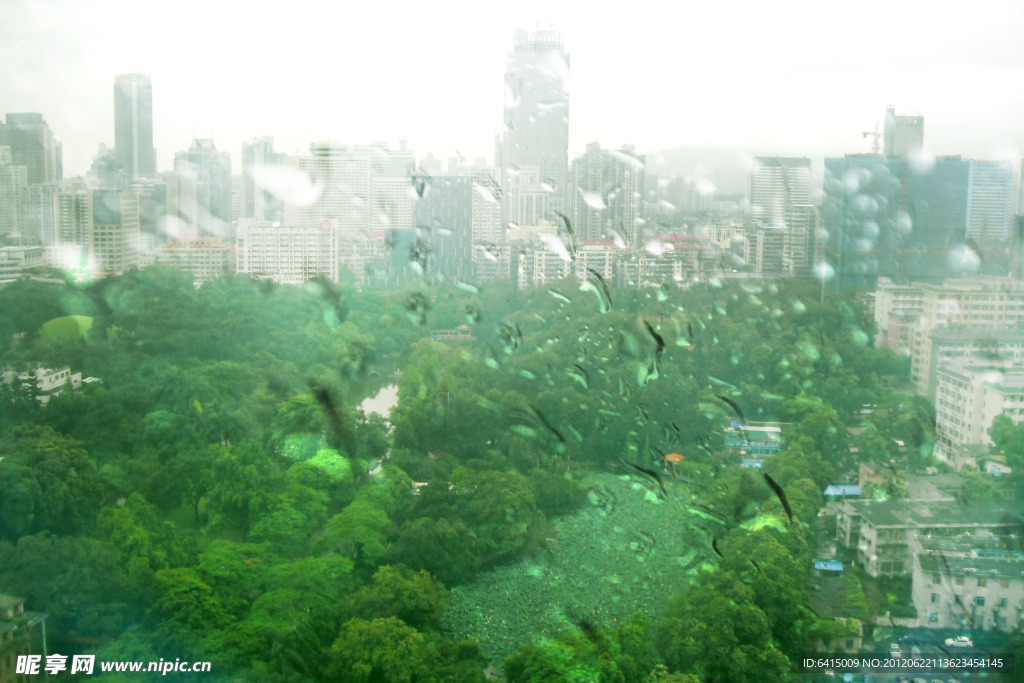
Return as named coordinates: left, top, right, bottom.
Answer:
left=0, top=265, right=1005, bottom=681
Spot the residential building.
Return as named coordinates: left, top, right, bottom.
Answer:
left=236, top=220, right=338, bottom=285
left=154, top=237, right=231, bottom=283
left=725, top=420, right=784, bottom=467
left=0, top=595, right=47, bottom=683
left=338, top=231, right=388, bottom=286
left=836, top=499, right=1020, bottom=577
left=1, top=366, right=83, bottom=405
left=873, top=277, right=926, bottom=349
left=905, top=277, right=1024, bottom=398
left=0, top=113, right=62, bottom=185
left=934, top=364, right=1024, bottom=464
left=517, top=242, right=572, bottom=289
left=912, top=536, right=1024, bottom=633
left=0, top=246, right=45, bottom=279
left=114, top=74, right=156, bottom=180
left=472, top=242, right=512, bottom=283
left=636, top=234, right=711, bottom=286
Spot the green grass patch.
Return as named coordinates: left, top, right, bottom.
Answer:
left=443, top=473, right=718, bottom=666
left=41, top=315, right=93, bottom=342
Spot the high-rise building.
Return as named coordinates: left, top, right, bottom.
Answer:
left=499, top=28, right=570, bottom=222
left=30, top=179, right=89, bottom=249
left=883, top=105, right=924, bottom=159
left=284, top=141, right=414, bottom=233
left=750, top=156, right=817, bottom=273
left=822, top=154, right=971, bottom=286
left=569, top=142, right=645, bottom=246
left=0, top=146, right=30, bottom=243
left=412, top=176, right=474, bottom=283
left=966, top=160, right=1013, bottom=241
left=114, top=74, right=157, bottom=180
left=89, top=188, right=141, bottom=273
left=453, top=165, right=503, bottom=243
left=170, top=139, right=232, bottom=237
left=0, top=113, right=62, bottom=185
left=241, top=137, right=285, bottom=223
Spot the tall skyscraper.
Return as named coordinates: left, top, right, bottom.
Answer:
left=883, top=105, right=924, bottom=159
left=114, top=74, right=157, bottom=180
left=0, top=146, right=30, bottom=242
left=499, top=28, right=570, bottom=221
left=89, top=188, right=141, bottom=273
left=241, top=137, right=285, bottom=223
left=822, top=154, right=972, bottom=286
left=170, top=139, right=232, bottom=237
left=0, top=113, right=62, bottom=185
left=283, top=141, right=414, bottom=232
left=750, top=157, right=817, bottom=272
left=966, top=160, right=1013, bottom=241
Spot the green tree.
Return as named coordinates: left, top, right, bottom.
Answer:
left=206, top=441, right=280, bottom=535
left=388, top=517, right=482, bottom=587
left=655, top=571, right=792, bottom=683
left=347, top=564, right=448, bottom=632
left=0, top=425, right=105, bottom=540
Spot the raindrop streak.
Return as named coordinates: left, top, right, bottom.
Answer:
left=762, top=473, right=793, bottom=524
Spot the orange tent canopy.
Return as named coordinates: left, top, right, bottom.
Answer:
left=663, top=453, right=685, bottom=463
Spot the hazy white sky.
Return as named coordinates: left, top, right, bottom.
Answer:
left=3, top=0, right=1023, bottom=177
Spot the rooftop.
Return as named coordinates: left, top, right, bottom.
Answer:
left=843, top=499, right=1023, bottom=529
left=918, top=553, right=1024, bottom=580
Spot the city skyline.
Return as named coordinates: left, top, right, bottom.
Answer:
left=3, top=0, right=1024, bottom=178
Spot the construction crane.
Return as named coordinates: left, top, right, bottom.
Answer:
left=862, top=122, right=883, bottom=154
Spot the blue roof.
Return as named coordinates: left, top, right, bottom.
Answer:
left=814, top=560, right=844, bottom=572
left=824, top=484, right=862, bottom=497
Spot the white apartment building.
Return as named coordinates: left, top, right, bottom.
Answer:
left=890, top=277, right=1024, bottom=398
left=912, top=537, right=1024, bottom=633
left=836, top=499, right=1020, bottom=578
left=934, top=364, right=1024, bottom=464
left=873, top=277, right=926, bottom=348
left=966, top=160, right=1013, bottom=241
left=283, top=142, right=414, bottom=235
left=472, top=243, right=512, bottom=283
left=154, top=238, right=231, bottom=284
left=0, top=246, right=45, bottom=279
left=236, top=220, right=338, bottom=285
left=913, top=328, right=1024, bottom=402
left=1, top=366, right=82, bottom=405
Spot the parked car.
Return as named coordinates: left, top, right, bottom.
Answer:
left=889, top=642, right=902, bottom=657
left=944, top=636, right=973, bottom=648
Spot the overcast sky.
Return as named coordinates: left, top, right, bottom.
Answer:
left=3, top=0, right=1023, bottom=178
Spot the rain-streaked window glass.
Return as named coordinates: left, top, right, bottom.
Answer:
left=1, top=2, right=1023, bottom=682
